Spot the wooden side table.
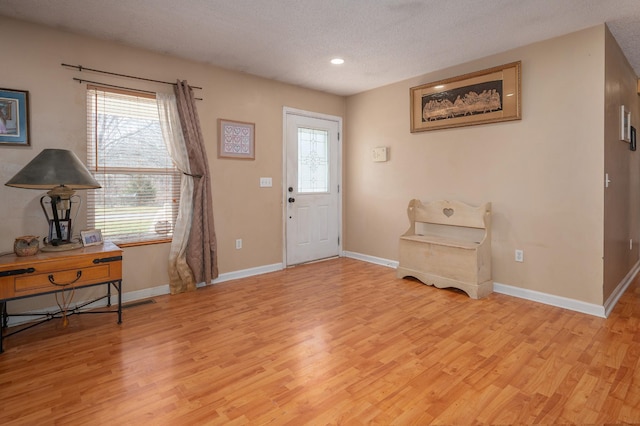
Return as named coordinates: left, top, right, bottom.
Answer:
left=0, top=241, right=123, bottom=353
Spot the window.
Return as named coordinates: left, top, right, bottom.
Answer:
left=86, top=86, right=179, bottom=245
left=297, top=127, right=329, bottom=193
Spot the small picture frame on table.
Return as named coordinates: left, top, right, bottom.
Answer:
left=48, top=219, right=71, bottom=242
left=81, top=229, right=103, bottom=247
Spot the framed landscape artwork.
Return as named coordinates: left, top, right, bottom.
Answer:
left=0, top=88, right=30, bottom=146
left=410, top=61, right=521, bottom=132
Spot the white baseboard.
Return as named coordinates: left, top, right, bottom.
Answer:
left=122, top=284, right=170, bottom=302
left=493, top=282, right=606, bottom=318
left=603, top=259, right=640, bottom=317
left=343, top=251, right=399, bottom=269
left=209, top=262, right=284, bottom=285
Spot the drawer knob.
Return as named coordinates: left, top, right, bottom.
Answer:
left=48, top=270, right=82, bottom=287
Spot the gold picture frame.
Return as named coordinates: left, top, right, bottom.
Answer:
left=410, top=61, right=521, bottom=132
left=218, top=119, right=255, bottom=159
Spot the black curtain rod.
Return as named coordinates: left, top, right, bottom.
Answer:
left=62, top=63, right=203, bottom=90
left=73, top=78, right=203, bottom=101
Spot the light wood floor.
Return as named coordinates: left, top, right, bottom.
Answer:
left=1, top=258, right=639, bottom=425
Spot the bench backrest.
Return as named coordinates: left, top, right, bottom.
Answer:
left=407, top=199, right=491, bottom=229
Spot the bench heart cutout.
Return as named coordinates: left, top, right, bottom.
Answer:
left=443, top=208, right=454, bottom=217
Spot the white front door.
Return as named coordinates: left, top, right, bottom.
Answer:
left=285, top=110, right=341, bottom=266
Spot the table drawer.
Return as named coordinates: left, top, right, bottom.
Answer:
left=13, top=263, right=117, bottom=295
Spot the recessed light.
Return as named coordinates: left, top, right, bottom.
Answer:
left=330, top=58, right=345, bottom=65
left=434, top=85, right=445, bottom=89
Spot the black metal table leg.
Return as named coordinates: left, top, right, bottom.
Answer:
left=0, top=300, right=5, bottom=353
left=1, top=300, right=6, bottom=328
left=117, top=280, right=122, bottom=324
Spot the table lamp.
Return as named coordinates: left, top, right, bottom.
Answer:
left=5, top=149, right=101, bottom=251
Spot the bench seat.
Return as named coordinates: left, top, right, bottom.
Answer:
left=396, top=199, right=492, bottom=299
left=400, top=234, right=481, bottom=250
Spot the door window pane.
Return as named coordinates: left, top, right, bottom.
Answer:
left=298, top=127, right=329, bottom=193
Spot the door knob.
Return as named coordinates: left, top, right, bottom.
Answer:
left=288, top=197, right=295, bottom=203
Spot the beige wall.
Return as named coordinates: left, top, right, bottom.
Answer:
left=0, top=17, right=346, bottom=309
left=2, top=17, right=638, bottom=313
left=345, top=26, right=608, bottom=304
left=603, top=26, right=640, bottom=302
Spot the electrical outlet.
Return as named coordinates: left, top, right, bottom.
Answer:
left=235, top=239, right=242, bottom=249
left=515, top=249, right=524, bottom=262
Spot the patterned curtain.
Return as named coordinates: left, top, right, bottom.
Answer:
left=174, top=81, right=219, bottom=286
left=157, top=93, right=196, bottom=294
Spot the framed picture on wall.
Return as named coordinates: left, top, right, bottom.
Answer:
left=621, top=105, right=631, bottom=142
left=631, top=126, right=637, bottom=151
left=410, top=61, right=521, bottom=132
left=218, top=119, right=255, bottom=159
left=0, top=88, right=30, bottom=146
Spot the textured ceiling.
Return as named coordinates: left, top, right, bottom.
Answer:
left=2, top=0, right=640, bottom=96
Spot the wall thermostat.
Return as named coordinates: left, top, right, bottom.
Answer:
left=372, top=146, right=388, bottom=162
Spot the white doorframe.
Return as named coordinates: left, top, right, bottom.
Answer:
left=282, top=107, right=343, bottom=267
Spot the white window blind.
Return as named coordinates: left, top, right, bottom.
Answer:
left=86, top=86, right=180, bottom=245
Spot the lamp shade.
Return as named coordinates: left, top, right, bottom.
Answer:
left=5, top=149, right=100, bottom=190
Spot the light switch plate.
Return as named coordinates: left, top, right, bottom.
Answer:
left=260, top=177, right=272, bottom=187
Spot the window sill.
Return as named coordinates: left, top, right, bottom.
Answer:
left=115, top=238, right=172, bottom=248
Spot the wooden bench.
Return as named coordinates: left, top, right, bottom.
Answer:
left=396, top=199, right=492, bottom=299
